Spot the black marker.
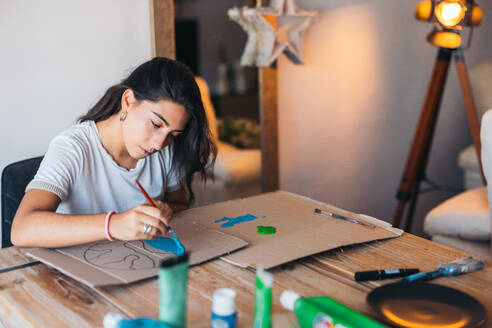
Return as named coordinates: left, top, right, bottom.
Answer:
left=354, top=268, right=419, bottom=281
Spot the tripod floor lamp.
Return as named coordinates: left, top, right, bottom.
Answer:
left=393, top=0, right=484, bottom=231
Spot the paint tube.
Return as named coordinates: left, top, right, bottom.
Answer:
left=159, top=253, right=189, bottom=328
left=401, top=256, right=485, bottom=282
left=280, top=290, right=388, bottom=328
left=103, top=312, right=171, bottom=328
left=211, top=288, right=237, bottom=328
left=253, top=267, right=273, bottom=328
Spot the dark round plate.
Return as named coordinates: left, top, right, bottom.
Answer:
left=367, top=282, right=487, bottom=328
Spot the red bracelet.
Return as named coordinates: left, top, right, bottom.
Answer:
left=105, top=210, right=116, bottom=241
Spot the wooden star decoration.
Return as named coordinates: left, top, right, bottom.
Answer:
left=228, top=7, right=262, bottom=66
left=228, top=0, right=317, bottom=67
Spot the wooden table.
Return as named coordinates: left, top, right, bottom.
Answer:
left=0, top=233, right=491, bottom=327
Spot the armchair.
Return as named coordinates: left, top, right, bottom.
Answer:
left=424, top=110, right=492, bottom=260
left=191, top=77, right=261, bottom=207
left=423, top=59, right=492, bottom=260
left=457, top=59, right=492, bottom=189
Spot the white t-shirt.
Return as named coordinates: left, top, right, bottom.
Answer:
left=26, top=120, right=180, bottom=215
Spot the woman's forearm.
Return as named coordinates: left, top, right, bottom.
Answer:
left=11, top=211, right=107, bottom=248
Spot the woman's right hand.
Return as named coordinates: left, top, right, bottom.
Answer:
left=108, top=204, right=170, bottom=240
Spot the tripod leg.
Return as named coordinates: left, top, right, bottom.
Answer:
left=393, top=48, right=453, bottom=228
left=454, top=48, right=486, bottom=186
left=404, top=178, right=422, bottom=232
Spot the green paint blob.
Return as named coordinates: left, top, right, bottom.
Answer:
left=257, top=226, right=276, bottom=234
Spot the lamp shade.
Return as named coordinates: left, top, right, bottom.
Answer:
left=415, top=0, right=483, bottom=27
left=415, top=0, right=433, bottom=21
left=427, top=29, right=462, bottom=48
left=415, top=0, right=482, bottom=48
left=435, top=0, right=466, bottom=28
left=468, top=5, right=483, bottom=26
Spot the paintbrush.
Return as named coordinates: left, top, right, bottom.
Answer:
left=135, top=179, right=185, bottom=255
left=401, top=256, right=485, bottom=282
left=314, top=208, right=376, bottom=229
left=136, top=179, right=171, bottom=233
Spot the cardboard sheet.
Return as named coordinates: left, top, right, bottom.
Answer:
left=27, top=191, right=402, bottom=286
left=27, top=222, right=247, bottom=287
left=174, top=191, right=403, bottom=269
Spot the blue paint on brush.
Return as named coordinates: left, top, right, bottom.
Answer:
left=145, top=232, right=185, bottom=256
left=170, top=230, right=185, bottom=255
left=214, top=214, right=261, bottom=228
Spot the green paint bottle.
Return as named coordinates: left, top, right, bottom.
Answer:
left=280, top=290, right=388, bottom=328
left=159, top=253, right=189, bottom=328
left=254, top=267, right=273, bottom=328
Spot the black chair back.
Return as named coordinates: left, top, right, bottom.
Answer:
left=1, top=157, right=43, bottom=248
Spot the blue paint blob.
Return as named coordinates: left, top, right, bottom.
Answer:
left=145, top=237, right=181, bottom=255
left=214, top=214, right=260, bottom=228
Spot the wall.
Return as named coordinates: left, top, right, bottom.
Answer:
left=278, top=0, right=492, bottom=235
left=0, top=0, right=152, bottom=244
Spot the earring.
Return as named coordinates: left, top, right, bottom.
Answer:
left=120, top=111, right=127, bottom=121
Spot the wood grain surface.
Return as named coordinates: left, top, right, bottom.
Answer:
left=0, top=248, right=121, bottom=327
left=0, top=233, right=490, bottom=327
left=259, top=66, right=279, bottom=193
left=149, top=0, right=175, bottom=59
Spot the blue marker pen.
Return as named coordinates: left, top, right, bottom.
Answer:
left=354, top=268, right=419, bottom=281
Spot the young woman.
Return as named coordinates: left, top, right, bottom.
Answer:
left=11, top=57, right=216, bottom=248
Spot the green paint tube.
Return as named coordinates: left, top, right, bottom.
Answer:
left=254, top=267, right=273, bottom=328
left=159, top=253, right=189, bottom=328
left=280, top=290, right=388, bottom=328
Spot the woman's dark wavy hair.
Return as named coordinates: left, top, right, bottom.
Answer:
left=79, top=57, right=217, bottom=204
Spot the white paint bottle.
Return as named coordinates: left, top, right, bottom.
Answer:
left=211, top=288, right=237, bottom=328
